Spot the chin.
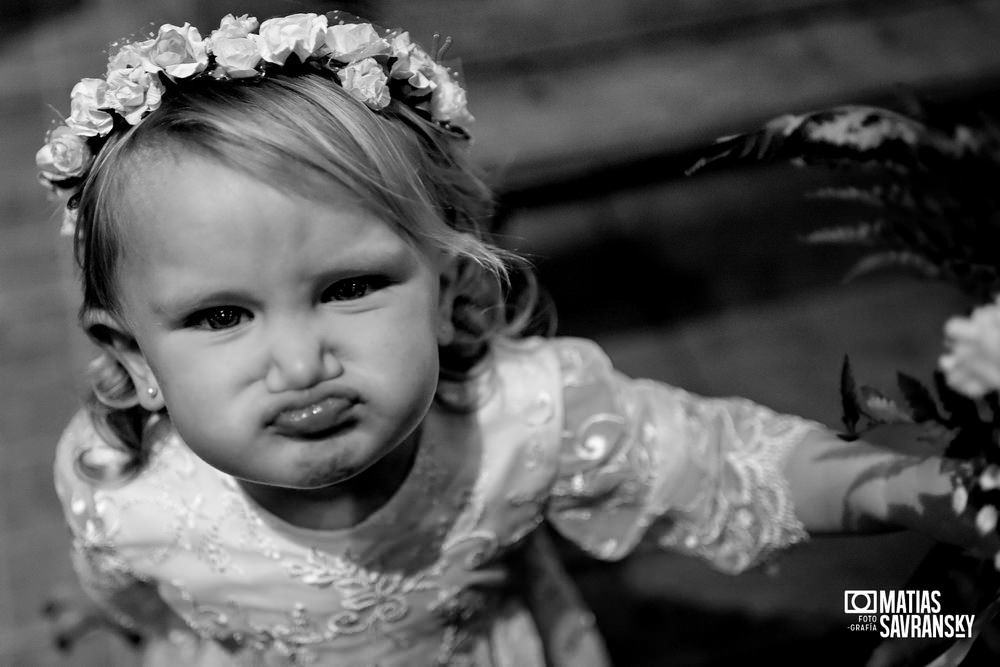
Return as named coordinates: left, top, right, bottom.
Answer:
left=291, top=449, right=381, bottom=488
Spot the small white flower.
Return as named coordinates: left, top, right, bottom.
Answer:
left=36, top=126, right=92, bottom=181
left=337, top=57, right=390, bottom=110
left=106, top=39, right=155, bottom=74
left=66, top=78, right=114, bottom=137
left=147, top=23, right=209, bottom=79
left=105, top=67, right=164, bottom=125
left=388, top=32, right=435, bottom=92
left=429, top=65, right=474, bottom=128
left=214, top=13, right=258, bottom=39
left=210, top=35, right=262, bottom=79
left=975, top=505, right=998, bottom=535
left=324, top=23, right=390, bottom=62
left=257, top=13, right=328, bottom=65
left=952, top=485, right=969, bottom=514
left=939, top=297, right=1000, bottom=398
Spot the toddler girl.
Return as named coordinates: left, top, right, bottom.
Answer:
left=37, top=10, right=993, bottom=666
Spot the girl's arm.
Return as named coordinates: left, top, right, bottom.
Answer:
left=784, top=425, right=996, bottom=553
left=546, top=337, right=996, bottom=573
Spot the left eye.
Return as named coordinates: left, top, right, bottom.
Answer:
left=323, top=277, right=386, bottom=302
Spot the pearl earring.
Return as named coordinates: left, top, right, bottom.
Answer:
left=146, top=387, right=158, bottom=399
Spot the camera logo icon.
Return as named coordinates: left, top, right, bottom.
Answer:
left=844, top=590, right=877, bottom=614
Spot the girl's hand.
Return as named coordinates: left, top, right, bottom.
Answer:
left=788, top=424, right=1000, bottom=559
left=881, top=455, right=1000, bottom=559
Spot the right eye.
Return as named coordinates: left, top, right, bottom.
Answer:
left=188, top=307, right=252, bottom=330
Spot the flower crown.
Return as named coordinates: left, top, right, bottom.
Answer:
left=36, top=11, right=474, bottom=233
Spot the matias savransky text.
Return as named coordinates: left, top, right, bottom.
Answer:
left=844, top=590, right=975, bottom=638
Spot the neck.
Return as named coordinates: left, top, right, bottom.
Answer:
left=239, top=429, right=421, bottom=531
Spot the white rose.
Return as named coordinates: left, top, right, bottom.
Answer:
left=388, top=32, right=434, bottom=92
left=214, top=13, right=259, bottom=39
left=211, top=35, right=262, bottom=79
left=66, top=78, right=114, bottom=137
left=429, top=66, right=474, bottom=128
left=939, top=297, right=1000, bottom=398
left=147, top=23, right=208, bottom=79
left=324, top=23, right=390, bottom=62
left=106, top=39, right=155, bottom=74
left=258, top=13, right=327, bottom=65
left=337, top=57, right=390, bottom=110
left=105, top=67, right=164, bottom=125
left=36, top=126, right=92, bottom=181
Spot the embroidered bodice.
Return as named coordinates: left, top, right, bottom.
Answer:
left=54, top=337, right=821, bottom=666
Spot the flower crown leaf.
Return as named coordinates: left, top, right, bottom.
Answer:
left=37, top=11, right=474, bottom=233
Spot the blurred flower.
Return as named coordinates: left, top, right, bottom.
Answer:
left=981, top=465, right=1000, bottom=491
left=975, top=505, right=998, bottom=535
left=953, top=485, right=969, bottom=514
left=36, top=126, right=92, bottom=182
left=430, top=64, right=474, bottom=129
left=389, top=32, right=435, bottom=92
left=940, top=297, right=1000, bottom=398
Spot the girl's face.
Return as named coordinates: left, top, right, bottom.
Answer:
left=107, top=154, right=452, bottom=491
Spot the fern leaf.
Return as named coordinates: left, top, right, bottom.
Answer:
left=843, top=251, right=940, bottom=283
left=800, top=106, right=924, bottom=153
left=806, top=186, right=887, bottom=208
left=803, top=222, right=883, bottom=245
left=686, top=113, right=810, bottom=174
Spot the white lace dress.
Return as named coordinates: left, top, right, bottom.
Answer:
left=54, top=336, right=821, bottom=666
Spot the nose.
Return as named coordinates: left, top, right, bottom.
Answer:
left=264, top=317, right=342, bottom=392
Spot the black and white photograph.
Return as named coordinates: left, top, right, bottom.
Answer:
left=2, top=1, right=1000, bottom=665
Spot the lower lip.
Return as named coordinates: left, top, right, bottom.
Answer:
left=273, top=397, right=356, bottom=438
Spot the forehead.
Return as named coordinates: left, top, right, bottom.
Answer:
left=118, top=153, right=401, bottom=259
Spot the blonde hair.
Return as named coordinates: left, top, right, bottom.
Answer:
left=74, top=71, right=550, bottom=474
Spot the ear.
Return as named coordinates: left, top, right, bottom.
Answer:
left=82, top=309, right=165, bottom=411
left=436, top=256, right=460, bottom=346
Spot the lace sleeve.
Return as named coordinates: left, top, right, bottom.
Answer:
left=546, top=338, right=821, bottom=574
left=53, top=410, right=178, bottom=635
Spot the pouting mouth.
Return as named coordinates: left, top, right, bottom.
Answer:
left=271, top=395, right=358, bottom=437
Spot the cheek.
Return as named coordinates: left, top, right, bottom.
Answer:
left=146, top=341, right=241, bottom=409
left=365, top=297, right=440, bottom=399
